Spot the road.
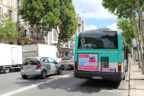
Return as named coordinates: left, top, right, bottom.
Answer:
left=0, top=70, right=129, bottom=96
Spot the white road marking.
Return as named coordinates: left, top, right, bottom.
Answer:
left=1, top=73, right=73, bottom=96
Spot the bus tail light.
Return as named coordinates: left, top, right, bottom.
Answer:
left=75, top=62, right=78, bottom=70
left=118, top=63, right=121, bottom=72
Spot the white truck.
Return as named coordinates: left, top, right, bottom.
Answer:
left=22, top=44, right=61, bottom=62
left=0, top=43, right=22, bottom=73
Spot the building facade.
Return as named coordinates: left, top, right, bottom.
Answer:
left=0, top=0, right=42, bottom=45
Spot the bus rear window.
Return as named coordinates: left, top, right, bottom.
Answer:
left=78, top=31, right=118, bottom=49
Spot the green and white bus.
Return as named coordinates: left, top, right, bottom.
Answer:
left=74, top=30, right=128, bottom=81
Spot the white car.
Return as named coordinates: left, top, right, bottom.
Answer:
left=60, top=57, right=74, bottom=70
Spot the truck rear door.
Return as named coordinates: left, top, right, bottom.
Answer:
left=11, top=47, right=18, bottom=64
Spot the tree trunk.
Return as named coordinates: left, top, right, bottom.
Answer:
left=56, top=26, right=61, bottom=55
left=136, top=0, right=144, bottom=73
left=41, top=27, right=45, bottom=44
left=136, top=0, right=144, bottom=34
left=57, top=37, right=61, bottom=53
left=133, top=16, right=143, bottom=69
left=130, top=16, right=141, bottom=69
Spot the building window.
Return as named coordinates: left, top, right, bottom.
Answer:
left=8, top=0, right=12, bottom=6
left=78, top=24, right=81, bottom=33
left=53, top=30, right=57, bottom=41
left=30, top=31, right=33, bottom=38
left=23, top=30, right=27, bottom=37
left=8, top=10, right=12, bottom=18
left=65, top=44, right=69, bottom=48
left=0, top=7, right=2, bottom=18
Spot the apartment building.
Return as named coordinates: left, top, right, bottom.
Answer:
left=46, top=29, right=58, bottom=46
left=0, top=0, right=42, bottom=45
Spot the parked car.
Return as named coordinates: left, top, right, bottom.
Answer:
left=21, top=57, right=62, bottom=79
left=60, top=57, right=74, bottom=70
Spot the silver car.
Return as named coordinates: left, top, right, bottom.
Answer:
left=21, top=57, right=62, bottom=79
left=60, top=57, right=74, bottom=70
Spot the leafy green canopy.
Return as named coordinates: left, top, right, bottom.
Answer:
left=0, top=14, right=20, bottom=43
left=59, top=0, right=78, bottom=42
left=19, top=0, right=60, bottom=32
left=102, top=0, right=143, bottom=50
left=19, top=0, right=77, bottom=43
left=117, top=19, right=134, bottom=50
left=102, top=0, right=138, bottom=18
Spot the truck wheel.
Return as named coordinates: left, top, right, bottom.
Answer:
left=41, top=70, right=47, bottom=79
left=57, top=68, right=62, bottom=75
left=0, top=69, right=5, bottom=73
left=22, top=75, right=28, bottom=79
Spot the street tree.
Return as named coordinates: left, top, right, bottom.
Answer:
left=19, top=0, right=77, bottom=50
left=19, top=0, right=60, bottom=42
left=57, top=0, right=78, bottom=50
left=136, top=0, right=144, bottom=34
left=0, top=14, right=20, bottom=43
left=117, top=19, right=134, bottom=51
left=102, top=0, right=144, bottom=73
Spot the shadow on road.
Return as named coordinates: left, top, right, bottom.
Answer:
left=37, top=76, right=121, bottom=93
left=15, top=71, right=73, bottom=87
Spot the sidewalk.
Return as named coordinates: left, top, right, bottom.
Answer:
left=130, top=58, right=144, bottom=96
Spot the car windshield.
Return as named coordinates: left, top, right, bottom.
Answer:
left=62, top=57, right=72, bottom=60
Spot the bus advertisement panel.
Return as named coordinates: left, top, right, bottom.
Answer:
left=78, top=54, right=98, bottom=71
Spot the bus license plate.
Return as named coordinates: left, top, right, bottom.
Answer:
left=92, top=76, right=102, bottom=80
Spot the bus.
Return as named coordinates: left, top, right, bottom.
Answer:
left=74, top=30, right=128, bottom=81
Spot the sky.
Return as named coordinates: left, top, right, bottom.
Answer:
left=72, top=0, right=119, bottom=31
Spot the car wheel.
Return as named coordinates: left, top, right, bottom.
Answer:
left=5, top=68, right=10, bottom=73
left=22, top=75, right=28, bottom=79
left=41, top=70, right=47, bottom=79
left=57, top=68, right=62, bottom=75
left=70, top=66, right=74, bottom=70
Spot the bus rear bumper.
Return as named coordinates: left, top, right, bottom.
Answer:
left=74, top=70, right=124, bottom=81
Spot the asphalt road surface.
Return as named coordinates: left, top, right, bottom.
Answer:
left=0, top=70, right=129, bottom=96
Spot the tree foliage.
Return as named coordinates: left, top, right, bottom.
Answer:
left=102, top=0, right=144, bottom=72
left=19, top=0, right=77, bottom=46
left=58, top=0, right=77, bottom=43
left=117, top=19, right=134, bottom=50
left=19, top=0, right=60, bottom=40
left=0, top=14, right=20, bottom=43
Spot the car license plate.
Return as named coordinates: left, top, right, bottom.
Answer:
left=92, top=76, right=102, bottom=80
